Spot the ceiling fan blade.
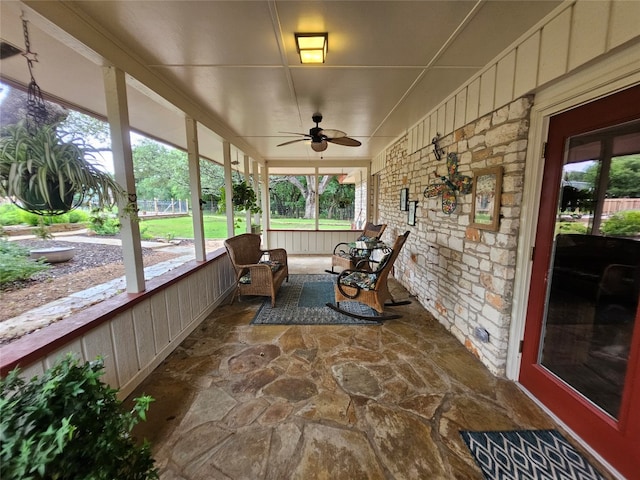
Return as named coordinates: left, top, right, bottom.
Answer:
left=320, top=129, right=346, bottom=139
left=327, top=136, right=362, bottom=147
left=277, top=138, right=309, bottom=147
left=279, top=131, right=309, bottom=137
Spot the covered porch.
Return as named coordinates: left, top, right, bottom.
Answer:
left=127, top=257, right=612, bottom=479
left=0, top=241, right=621, bottom=479
left=1, top=1, right=639, bottom=477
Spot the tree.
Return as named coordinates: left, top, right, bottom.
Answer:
left=269, top=177, right=303, bottom=217
left=584, top=155, right=640, bottom=198
left=608, top=155, right=640, bottom=198
left=0, top=83, right=67, bottom=128
left=320, top=176, right=354, bottom=219
left=200, top=158, right=225, bottom=208
left=273, top=175, right=331, bottom=219
left=132, top=139, right=188, bottom=200
left=132, top=139, right=224, bottom=203
left=60, top=110, right=111, bottom=151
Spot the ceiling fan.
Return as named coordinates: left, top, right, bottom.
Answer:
left=277, top=113, right=361, bottom=152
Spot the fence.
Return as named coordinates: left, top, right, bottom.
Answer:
left=138, top=199, right=189, bottom=216
left=602, top=198, right=640, bottom=215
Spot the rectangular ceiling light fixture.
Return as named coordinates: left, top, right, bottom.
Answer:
left=295, top=33, right=328, bottom=64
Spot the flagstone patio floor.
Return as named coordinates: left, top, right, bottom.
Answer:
left=127, top=256, right=617, bottom=480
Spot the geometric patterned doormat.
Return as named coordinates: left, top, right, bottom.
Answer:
left=460, top=430, right=606, bottom=480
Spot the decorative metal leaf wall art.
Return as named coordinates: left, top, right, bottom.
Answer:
left=423, top=152, right=472, bottom=214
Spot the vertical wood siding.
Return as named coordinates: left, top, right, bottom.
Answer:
left=7, top=255, right=235, bottom=399
left=266, top=230, right=366, bottom=254
left=399, top=0, right=640, bottom=168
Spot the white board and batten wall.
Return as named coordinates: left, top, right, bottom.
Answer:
left=12, top=255, right=236, bottom=399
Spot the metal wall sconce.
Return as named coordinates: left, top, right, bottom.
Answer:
left=295, top=33, right=328, bottom=64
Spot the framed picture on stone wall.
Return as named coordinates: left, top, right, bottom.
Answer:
left=470, top=166, right=503, bottom=231
left=400, top=188, right=409, bottom=211
left=408, top=200, right=418, bottom=226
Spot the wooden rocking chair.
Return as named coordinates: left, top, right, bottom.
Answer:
left=326, top=222, right=387, bottom=274
left=326, top=231, right=410, bottom=321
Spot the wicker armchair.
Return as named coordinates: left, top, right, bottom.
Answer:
left=327, top=231, right=410, bottom=320
left=224, top=233, right=289, bottom=307
left=329, top=222, right=387, bottom=274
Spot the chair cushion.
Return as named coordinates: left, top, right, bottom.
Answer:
left=238, top=261, right=282, bottom=284
left=376, top=252, right=392, bottom=269
left=260, top=260, right=282, bottom=272
left=340, top=271, right=378, bottom=290
left=357, top=235, right=378, bottom=244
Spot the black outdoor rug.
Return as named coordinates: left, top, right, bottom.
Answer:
left=460, top=430, right=606, bottom=480
left=251, top=274, right=381, bottom=325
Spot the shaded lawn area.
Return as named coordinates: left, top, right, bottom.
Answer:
left=139, top=214, right=352, bottom=239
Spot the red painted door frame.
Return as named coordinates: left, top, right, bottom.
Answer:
left=519, top=84, right=640, bottom=479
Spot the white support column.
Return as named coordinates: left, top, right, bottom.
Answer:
left=314, top=167, right=320, bottom=229
left=366, top=164, right=372, bottom=225
left=243, top=154, right=251, bottom=233
left=250, top=159, right=260, bottom=229
left=102, top=66, right=145, bottom=293
left=223, top=141, right=234, bottom=237
left=261, top=165, right=269, bottom=248
left=185, top=117, right=206, bottom=261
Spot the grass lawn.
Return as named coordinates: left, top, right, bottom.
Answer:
left=139, top=214, right=352, bottom=239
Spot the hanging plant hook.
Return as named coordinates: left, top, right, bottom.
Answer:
left=431, top=134, right=445, bottom=161
left=21, top=14, right=49, bottom=133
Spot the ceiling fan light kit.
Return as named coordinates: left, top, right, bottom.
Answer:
left=295, top=32, right=328, bottom=64
left=311, top=139, right=328, bottom=152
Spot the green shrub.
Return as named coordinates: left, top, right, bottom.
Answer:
left=0, top=240, right=50, bottom=285
left=139, top=224, right=154, bottom=241
left=67, top=209, right=90, bottom=224
left=0, top=239, right=30, bottom=256
left=0, top=354, right=158, bottom=480
left=19, top=211, right=71, bottom=226
left=556, top=221, right=588, bottom=235
left=601, top=210, right=640, bottom=236
left=88, top=208, right=121, bottom=235
left=33, top=221, right=53, bottom=240
left=0, top=204, right=23, bottom=226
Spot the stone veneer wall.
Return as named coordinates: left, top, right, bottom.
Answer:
left=378, top=95, right=533, bottom=375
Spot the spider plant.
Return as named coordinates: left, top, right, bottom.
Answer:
left=0, top=121, right=125, bottom=215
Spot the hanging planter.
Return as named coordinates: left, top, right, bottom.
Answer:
left=232, top=180, right=262, bottom=214
left=220, top=179, right=262, bottom=215
left=0, top=122, right=126, bottom=216
left=18, top=178, right=79, bottom=214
